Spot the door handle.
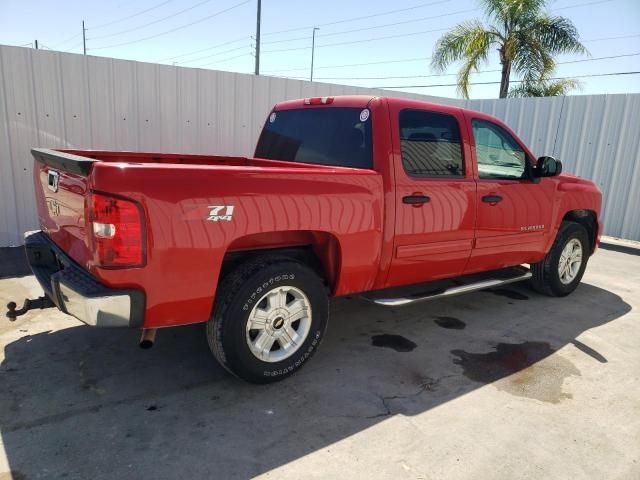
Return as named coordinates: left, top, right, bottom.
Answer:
left=482, top=195, right=503, bottom=203
left=403, top=195, right=431, bottom=204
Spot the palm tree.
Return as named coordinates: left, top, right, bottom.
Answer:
left=509, top=76, right=581, bottom=97
left=432, top=0, right=588, bottom=98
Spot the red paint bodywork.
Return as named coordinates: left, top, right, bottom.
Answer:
left=33, top=96, right=602, bottom=328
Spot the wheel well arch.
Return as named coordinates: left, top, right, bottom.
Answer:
left=219, top=231, right=342, bottom=293
left=562, top=209, right=598, bottom=254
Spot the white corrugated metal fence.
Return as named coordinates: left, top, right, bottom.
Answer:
left=0, top=45, right=638, bottom=245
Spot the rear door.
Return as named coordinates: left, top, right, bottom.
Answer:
left=386, top=105, right=476, bottom=287
left=465, top=117, right=555, bottom=273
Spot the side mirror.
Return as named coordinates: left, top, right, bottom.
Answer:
left=536, top=156, right=562, bottom=177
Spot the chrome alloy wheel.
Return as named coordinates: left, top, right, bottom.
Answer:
left=246, top=286, right=312, bottom=363
left=558, top=238, right=583, bottom=285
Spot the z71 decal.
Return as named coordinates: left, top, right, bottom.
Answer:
left=207, top=205, right=235, bottom=222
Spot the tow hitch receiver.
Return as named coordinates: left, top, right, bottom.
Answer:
left=6, top=296, right=55, bottom=321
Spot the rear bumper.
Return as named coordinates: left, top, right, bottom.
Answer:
left=24, top=231, right=144, bottom=328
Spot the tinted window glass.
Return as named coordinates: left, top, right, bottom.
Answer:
left=472, top=119, right=526, bottom=179
left=255, top=107, right=372, bottom=169
left=399, top=109, right=464, bottom=177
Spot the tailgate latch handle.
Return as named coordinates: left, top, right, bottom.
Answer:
left=47, top=170, right=59, bottom=193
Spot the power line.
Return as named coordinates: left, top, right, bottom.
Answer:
left=259, top=0, right=614, bottom=40
left=156, top=35, right=250, bottom=62
left=262, top=0, right=452, bottom=37
left=262, top=12, right=634, bottom=55
left=175, top=43, right=250, bottom=65
left=259, top=0, right=632, bottom=55
left=585, top=33, right=640, bottom=42
left=262, top=32, right=640, bottom=74
left=263, top=26, right=452, bottom=54
left=375, top=71, right=640, bottom=89
left=88, top=0, right=251, bottom=51
left=261, top=7, right=478, bottom=46
left=264, top=56, right=434, bottom=74
left=554, top=0, right=617, bottom=11
left=89, top=0, right=216, bottom=40
left=311, top=53, right=640, bottom=80
left=266, top=34, right=640, bottom=73
left=91, top=0, right=177, bottom=30
left=65, top=40, right=85, bottom=52
left=194, top=52, right=252, bottom=68
left=50, top=33, right=82, bottom=49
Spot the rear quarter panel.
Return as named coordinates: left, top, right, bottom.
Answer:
left=89, top=163, right=384, bottom=328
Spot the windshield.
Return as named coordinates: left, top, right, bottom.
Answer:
left=255, top=107, right=373, bottom=169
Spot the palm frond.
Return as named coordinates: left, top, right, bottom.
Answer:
left=511, top=31, right=555, bottom=81
left=431, top=0, right=587, bottom=99
left=509, top=77, right=582, bottom=97
left=431, top=20, right=498, bottom=72
left=530, top=15, right=589, bottom=56
left=482, top=0, right=548, bottom=26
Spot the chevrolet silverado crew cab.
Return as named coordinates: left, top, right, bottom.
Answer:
left=7, top=95, right=602, bottom=383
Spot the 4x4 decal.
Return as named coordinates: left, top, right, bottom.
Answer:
left=207, top=205, right=235, bottom=222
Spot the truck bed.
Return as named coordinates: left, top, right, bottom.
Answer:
left=32, top=147, right=385, bottom=328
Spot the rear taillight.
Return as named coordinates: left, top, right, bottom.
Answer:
left=89, top=192, right=145, bottom=267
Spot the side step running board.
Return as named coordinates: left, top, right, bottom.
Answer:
left=363, top=269, right=532, bottom=307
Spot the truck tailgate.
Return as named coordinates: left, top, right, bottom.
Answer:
left=31, top=148, right=96, bottom=267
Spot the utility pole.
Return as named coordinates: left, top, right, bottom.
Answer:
left=310, top=27, right=319, bottom=82
left=82, top=20, right=87, bottom=55
left=34, top=40, right=39, bottom=49
left=254, top=0, right=261, bottom=75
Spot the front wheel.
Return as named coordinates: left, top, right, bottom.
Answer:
left=530, top=221, right=590, bottom=297
left=207, top=257, right=329, bottom=384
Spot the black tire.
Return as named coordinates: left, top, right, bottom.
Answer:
left=207, top=256, right=329, bottom=384
left=530, top=221, right=590, bottom=297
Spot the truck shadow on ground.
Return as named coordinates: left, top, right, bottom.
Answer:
left=0, top=282, right=631, bottom=479
left=0, top=248, right=31, bottom=279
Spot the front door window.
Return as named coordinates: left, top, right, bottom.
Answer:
left=472, top=119, right=526, bottom=179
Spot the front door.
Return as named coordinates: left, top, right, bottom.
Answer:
left=386, top=107, right=476, bottom=287
left=465, top=116, right=555, bottom=273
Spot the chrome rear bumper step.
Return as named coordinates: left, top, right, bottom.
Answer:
left=362, top=267, right=532, bottom=307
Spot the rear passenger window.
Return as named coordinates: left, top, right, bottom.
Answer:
left=399, top=109, right=464, bottom=177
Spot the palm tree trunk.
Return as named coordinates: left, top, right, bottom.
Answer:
left=499, top=60, right=511, bottom=98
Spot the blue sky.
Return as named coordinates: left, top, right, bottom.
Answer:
left=2, top=0, right=639, bottom=98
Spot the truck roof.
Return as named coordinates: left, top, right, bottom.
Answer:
left=273, top=94, right=464, bottom=116
left=272, top=94, right=534, bottom=161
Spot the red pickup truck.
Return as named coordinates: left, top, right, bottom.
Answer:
left=8, top=95, right=602, bottom=383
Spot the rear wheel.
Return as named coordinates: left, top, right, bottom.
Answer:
left=207, top=257, right=329, bottom=384
left=530, top=221, right=590, bottom=296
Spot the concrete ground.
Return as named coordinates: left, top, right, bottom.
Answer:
left=0, top=245, right=638, bottom=480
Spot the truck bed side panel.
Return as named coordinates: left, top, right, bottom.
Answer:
left=89, top=163, right=384, bottom=328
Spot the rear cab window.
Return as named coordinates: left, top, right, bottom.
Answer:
left=255, top=107, right=373, bottom=169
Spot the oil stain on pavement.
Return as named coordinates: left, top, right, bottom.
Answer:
left=452, top=341, right=580, bottom=403
left=371, top=334, right=417, bottom=352
left=434, top=316, right=467, bottom=330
